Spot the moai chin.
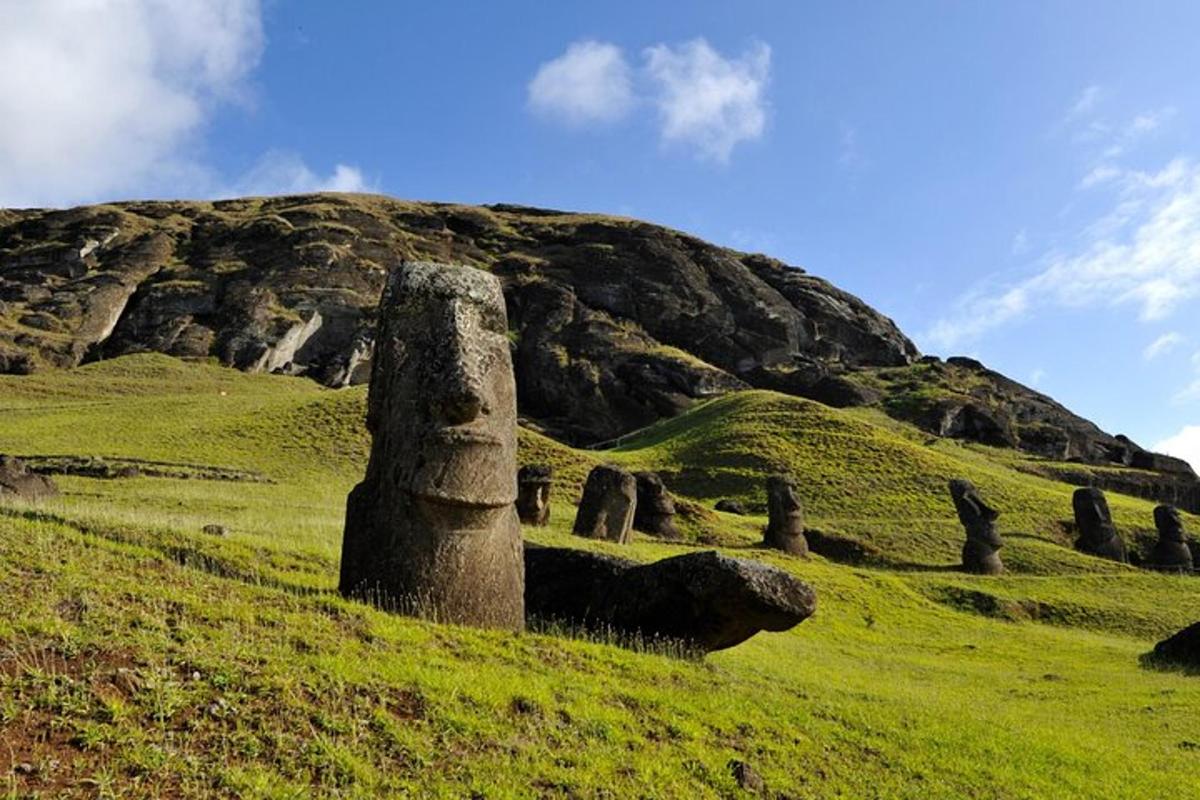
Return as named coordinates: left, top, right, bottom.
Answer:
left=1072, top=487, right=1128, bottom=564
left=948, top=478, right=1004, bottom=575
left=764, top=474, right=809, bottom=556
left=339, top=261, right=524, bottom=630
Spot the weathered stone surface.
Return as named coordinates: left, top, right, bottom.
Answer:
left=715, top=498, right=747, bottom=515
left=1149, top=621, right=1200, bottom=670
left=764, top=475, right=808, bottom=556
left=1147, top=505, right=1193, bottom=574
left=949, top=479, right=1004, bottom=575
left=1072, top=487, right=1128, bottom=563
left=516, top=464, right=552, bottom=527
left=573, top=464, right=636, bottom=543
left=632, top=471, right=681, bottom=540
left=524, top=545, right=817, bottom=652
left=339, top=262, right=523, bottom=630
left=0, top=455, right=59, bottom=502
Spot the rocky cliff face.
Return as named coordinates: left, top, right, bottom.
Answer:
left=0, top=193, right=1194, bottom=507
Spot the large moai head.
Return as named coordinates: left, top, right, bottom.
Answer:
left=1072, top=487, right=1127, bottom=563
left=517, top=465, right=553, bottom=526
left=573, top=464, right=637, bottom=543
left=1149, top=504, right=1193, bottom=573
left=633, top=471, right=681, bottom=540
left=764, top=474, right=808, bottom=556
left=948, top=478, right=1004, bottom=574
left=339, top=262, right=523, bottom=630
left=1155, top=505, right=1185, bottom=543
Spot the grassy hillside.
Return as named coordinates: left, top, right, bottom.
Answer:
left=2, top=355, right=1200, bottom=798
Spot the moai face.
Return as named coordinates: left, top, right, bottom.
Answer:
left=769, top=477, right=803, bottom=523
left=948, top=479, right=999, bottom=527
left=369, top=262, right=517, bottom=518
left=1072, top=488, right=1113, bottom=534
left=1155, top=505, right=1185, bottom=542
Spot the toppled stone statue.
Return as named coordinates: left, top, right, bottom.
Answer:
left=1148, top=621, right=1200, bottom=671
left=524, top=545, right=817, bottom=653
left=1147, top=504, right=1193, bottom=574
left=0, top=455, right=59, bottom=502
left=1072, top=487, right=1128, bottom=563
left=949, top=478, right=1004, bottom=575
left=633, top=471, right=681, bottom=540
left=573, top=464, right=636, bottom=543
left=764, top=474, right=808, bottom=555
left=715, top=498, right=747, bottom=515
left=339, top=262, right=524, bottom=630
left=516, top=465, right=552, bottom=527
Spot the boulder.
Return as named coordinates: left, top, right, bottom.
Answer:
left=764, top=474, right=808, bottom=555
left=339, top=262, right=524, bottom=630
left=516, top=464, right=552, bottom=527
left=949, top=478, right=1004, bottom=575
left=0, top=455, right=59, bottom=502
left=715, top=498, right=747, bottom=515
left=524, top=545, right=817, bottom=653
left=1072, top=487, right=1128, bottom=563
left=632, top=471, right=681, bottom=540
left=572, top=465, right=636, bottom=543
left=1150, top=621, right=1200, bottom=670
left=1147, top=505, right=1193, bottom=574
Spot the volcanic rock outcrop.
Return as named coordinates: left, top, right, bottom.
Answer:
left=764, top=475, right=808, bottom=556
left=949, top=479, right=1004, bottom=575
left=339, top=262, right=524, bottom=630
left=1072, top=487, right=1128, bottom=564
left=573, top=464, right=636, bottom=544
left=632, top=471, right=681, bottom=540
left=0, top=455, right=59, bottom=502
left=1147, top=505, right=1193, bottom=574
left=524, top=545, right=817, bottom=652
left=516, top=465, right=552, bottom=527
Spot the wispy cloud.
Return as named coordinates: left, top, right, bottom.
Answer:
left=1155, top=425, right=1200, bottom=472
left=1066, top=85, right=1102, bottom=120
left=526, top=40, right=634, bottom=126
left=528, top=37, right=770, bottom=163
left=227, top=151, right=371, bottom=197
left=1011, top=228, right=1029, bottom=256
left=1144, top=332, right=1185, bottom=361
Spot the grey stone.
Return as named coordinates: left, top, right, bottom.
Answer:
left=573, top=464, right=636, bottom=544
left=0, top=455, right=60, bottom=502
left=633, top=471, right=681, bottom=540
left=949, top=479, right=1004, bottom=575
left=339, top=262, right=524, bottom=630
left=715, top=498, right=747, bottom=515
left=1072, top=487, right=1128, bottom=563
left=764, top=474, right=808, bottom=555
left=1147, top=505, right=1193, bottom=574
left=516, top=464, right=552, bottom=526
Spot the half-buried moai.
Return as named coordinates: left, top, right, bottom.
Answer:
left=948, top=478, right=1004, bottom=575
left=573, top=464, right=636, bottom=543
left=339, top=262, right=524, bottom=630
left=633, top=471, right=681, bottom=540
left=1072, top=487, right=1128, bottom=564
left=1148, top=504, right=1193, bottom=574
left=764, top=474, right=809, bottom=556
left=516, top=465, right=553, bottom=527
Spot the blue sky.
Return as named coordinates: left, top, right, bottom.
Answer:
left=2, top=1, right=1198, bottom=469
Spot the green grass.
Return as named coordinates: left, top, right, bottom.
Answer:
left=1, top=354, right=1200, bottom=797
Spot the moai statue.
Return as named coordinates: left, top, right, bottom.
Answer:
left=573, top=464, right=636, bottom=543
left=948, top=478, right=1004, bottom=575
left=764, top=474, right=808, bottom=556
left=1072, top=487, right=1128, bottom=563
left=633, top=471, right=682, bottom=540
left=339, top=262, right=524, bottom=630
left=516, top=465, right=553, bottom=526
left=1148, top=504, right=1193, bottom=574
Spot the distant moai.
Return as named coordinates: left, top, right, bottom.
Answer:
left=1148, top=504, right=1193, bottom=574
left=1072, top=487, right=1128, bottom=563
left=573, top=464, right=637, bottom=543
left=948, top=478, right=1004, bottom=575
left=764, top=474, right=809, bottom=556
left=633, top=471, right=682, bottom=540
left=516, top=465, right=553, bottom=527
left=339, top=262, right=524, bottom=630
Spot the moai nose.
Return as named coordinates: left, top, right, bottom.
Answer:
left=442, top=386, right=484, bottom=425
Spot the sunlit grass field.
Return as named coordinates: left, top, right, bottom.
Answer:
left=2, top=354, right=1199, bottom=798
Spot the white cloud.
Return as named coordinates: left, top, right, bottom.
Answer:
left=527, top=40, right=634, bottom=126
left=229, top=152, right=371, bottom=197
left=1030, top=368, right=1046, bottom=387
left=1011, top=228, right=1029, bottom=255
left=644, top=39, right=770, bottom=162
left=0, top=0, right=264, bottom=207
left=927, top=158, right=1200, bottom=349
left=1144, top=332, right=1185, bottom=361
left=1067, top=85, right=1102, bottom=119
left=1079, top=164, right=1121, bottom=189
left=1155, top=426, right=1200, bottom=472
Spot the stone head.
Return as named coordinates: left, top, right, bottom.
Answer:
left=948, top=478, right=999, bottom=526
left=1155, top=505, right=1185, bottom=542
left=368, top=262, right=517, bottom=511
left=635, top=471, right=676, bottom=515
left=767, top=475, right=803, bottom=523
left=1072, top=487, right=1113, bottom=533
